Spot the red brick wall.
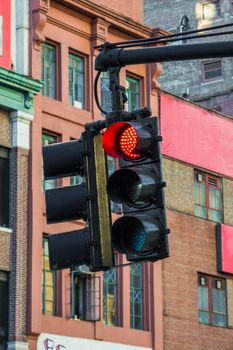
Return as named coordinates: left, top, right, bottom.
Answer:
left=163, top=209, right=233, bottom=350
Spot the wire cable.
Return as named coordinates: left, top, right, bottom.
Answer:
left=115, top=29, right=233, bottom=48
left=94, top=70, right=107, bottom=115
left=95, top=22, right=233, bottom=49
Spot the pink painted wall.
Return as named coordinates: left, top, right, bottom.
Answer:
left=0, top=0, right=11, bottom=69
left=160, top=92, right=233, bottom=178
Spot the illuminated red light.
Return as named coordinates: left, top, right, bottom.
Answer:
left=102, top=122, right=142, bottom=159
left=119, top=126, right=140, bottom=159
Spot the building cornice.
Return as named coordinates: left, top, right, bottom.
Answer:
left=0, top=67, right=42, bottom=94
left=52, top=0, right=166, bottom=39
left=47, top=16, right=91, bottom=40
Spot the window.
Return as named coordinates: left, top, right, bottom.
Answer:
left=42, top=132, right=58, bottom=191
left=126, top=76, right=140, bottom=112
left=201, top=1, right=220, bottom=20
left=71, top=270, right=100, bottom=321
left=42, top=237, right=56, bottom=315
left=101, top=71, right=112, bottom=114
left=69, top=54, right=85, bottom=109
left=202, top=60, right=222, bottom=81
left=198, top=274, right=227, bottom=327
left=194, top=171, right=222, bottom=222
left=41, top=43, right=56, bottom=99
left=0, top=148, right=9, bottom=228
left=0, top=271, right=8, bottom=350
left=107, top=156, right=122, bottom=214
left=103, top=266, right=118, bottom=326
left=130, top=263, right=143, bottom=330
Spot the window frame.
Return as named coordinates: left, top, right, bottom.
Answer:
left=42, top=235, right=57, bottom=316
left=41, top=42, right=59, bottom=99
left=42, top=131, right=60, bottom=192
left=68, top=52, right=86, bottom=109
left=100, top=71, right=112, bottom=115
left=201, top=0, right=221, bottom=21
left=201, top=59, right=222, bottom=82
left=126, top=74, right=141, bottom=112
left=198, top=273, right=227, bottom=328
left=194, top=170, right=223, bottom=223
left=0, top=147, right=9, bottom=228
left=130, top=263, right=144, bottom=330
left=103, top=254, right=118, bottom=326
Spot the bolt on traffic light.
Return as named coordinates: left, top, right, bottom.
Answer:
left=102, top=116, right=170, bottom=263
left=43, top=131, right=115, bottom=271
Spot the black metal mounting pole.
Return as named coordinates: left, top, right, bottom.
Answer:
left=95, top=40, right=233, bottom=71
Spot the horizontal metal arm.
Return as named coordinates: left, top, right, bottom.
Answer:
left=95, top=41, right=233, bottom=71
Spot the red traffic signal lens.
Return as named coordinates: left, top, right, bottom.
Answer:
left=102, top=122, right=141, bottom=160
left=119, top=125, right=140, bottom=159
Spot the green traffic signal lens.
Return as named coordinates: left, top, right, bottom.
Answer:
left=112, top=214, right=161, bottom=254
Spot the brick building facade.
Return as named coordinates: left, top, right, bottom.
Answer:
left=1, top=1, right=233, bottom=350
left=28, top=0, right=165, bottom=349
left=0, top=68, right=41, bottom=350
left=26, top=1, right=233, bottom=350
left=144, top=0, right=233, bottom=117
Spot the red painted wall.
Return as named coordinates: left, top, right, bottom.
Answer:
left=0, top=0, right=11, bottom=69
left=160, top=93, right=233, bottom=178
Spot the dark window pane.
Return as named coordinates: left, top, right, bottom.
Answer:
left=69, top=54, right=84, bottom=109
left=203, top=61, right=222, bottom=80
left=212, top=313, right=226, bottom=327
left=209, top=187, right=221, bottom=210
left=103, top=267, right=117, bottom=326
left=42, top=237, right=56, bottom=315
left=208, top=209, right=221, bottom=222
left=0, top=272, right=8, bottom=350
left=126, top=76, right=140, bottom=112
left=41, top=43, right=56, bottom=98
left=0, top=149, right=9, bottom=228
left=42, top=133, right=58, bottom=191
left=212, top=289, right=226, bottom=314
left=198, top=286, right=209, bottom=311
left=202, top=1, right=220, bottom=20
left=130, top=263, right=143, bottom=330
left=101, top=72, right=112, bottom=114
left=199, top=310, right=210, bottom=324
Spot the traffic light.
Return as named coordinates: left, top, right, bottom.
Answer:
left=102, top=116, right=169, bottom=263
left=43, top=131, right=115, bottom=271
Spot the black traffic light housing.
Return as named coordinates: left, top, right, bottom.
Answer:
left=43, top=132, right=115, bottom=271
left=102, top=116, right=169, bottom=263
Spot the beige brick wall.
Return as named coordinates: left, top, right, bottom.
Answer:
left=0, top=230, right=11, bottom=270
left=223, top=178, right=233, bottom=226
left=163, top=157, right=194, bottom=215
left=0, top=110, right=11, bottom=148
left=227, top=279, right=233, bottom=328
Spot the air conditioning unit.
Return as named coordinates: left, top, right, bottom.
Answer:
left=73, top=265, right=93, bottom=275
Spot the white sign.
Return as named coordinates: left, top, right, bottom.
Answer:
left=0, top=16, right=2, bottom=56
left=37, top=333, right=152, bottom=350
